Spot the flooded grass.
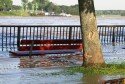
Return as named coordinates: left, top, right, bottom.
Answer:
left=27, top=63, right=125, bottom=77
left=65, top=63, right=125, bottom=76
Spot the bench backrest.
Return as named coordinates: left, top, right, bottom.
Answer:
left=19, top=39, right=83, bottom=51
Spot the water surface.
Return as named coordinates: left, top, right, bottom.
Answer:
left=0, top=16, right=125, bottom=84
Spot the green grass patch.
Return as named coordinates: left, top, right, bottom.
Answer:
left=0, top=10, right=29, bottom=16
left=65, top=63, right=125, bottom=76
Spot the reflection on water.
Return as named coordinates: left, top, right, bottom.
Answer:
left=1, top=16, right=125, bottom=25
left=0, top=16, right=125, bottom=83
left=83, top=75, right=103, bottom=84
left=102, top=44, right=125, bottom=63
left=0, top=16, right=80, bottom=25
left=0, top=68, right=125, bottom=84
left=82, top=75, right=125, bottom=84
left=0, top=44, right=124, bottom=83
left=0, top=68, right=83, bottom=84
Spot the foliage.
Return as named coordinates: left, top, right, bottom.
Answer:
left=21, top=0, right=28, bottom=11
left=96, top=10, right=125, bottom=16
left=12, top=5, right=22, bottom=10
left=1, top=0, right=125, bottom=16
left=0, top=0, right=12, bottom=11
left=66, top=63, right=125, bottom=76
left=44, top=2, right=61, bottom=13
left=21, top=0, right=79, bottom=15
left=59, top=5, right=79, bottom=15
left=20, top=0, right=125, bottom=16
left=0, top=10, right=29, bottom=16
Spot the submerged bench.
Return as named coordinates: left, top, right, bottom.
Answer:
left=9, top=39, right=83, bottom=57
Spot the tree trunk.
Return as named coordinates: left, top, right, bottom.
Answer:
left=78, top=0, right=105, bottom=65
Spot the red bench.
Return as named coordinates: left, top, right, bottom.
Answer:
left=9, top=39, right=83, bottom=57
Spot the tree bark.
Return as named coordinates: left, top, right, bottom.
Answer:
left=78, top=0, right=105, bottom=65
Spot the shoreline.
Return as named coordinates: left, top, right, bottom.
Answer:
left=0, top=15, right=125, bottom=19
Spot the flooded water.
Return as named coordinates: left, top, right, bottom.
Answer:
left=0, top=16, right=80, bottom=25
left=1, top=16, right=125, bottom=25
left=103, top=44, right=125, bottom=64
left=0, top=67, right=83, bottom=84
left=0, top=16, right=125, bottom=84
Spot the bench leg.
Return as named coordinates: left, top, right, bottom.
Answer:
left=29, top=41, right=34, bottom=59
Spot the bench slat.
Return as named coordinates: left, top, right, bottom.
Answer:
left=9, top=50, right=82, bottom=56
left=20, top=39, right=82, bottom=45
left=19, top=45, right=83, bottom=51
left=10, top=39, right=83, bottom=56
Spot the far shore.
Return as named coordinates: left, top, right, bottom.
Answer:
left=97, top=15, right=125, bottom=19
left=0, top=15, right=125, bottom=19
left=0, top=15, right=125, bottom=25
left=0, top=15, right=79, bottom=18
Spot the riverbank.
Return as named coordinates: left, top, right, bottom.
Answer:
left=0, top=12, right=125, bottom=18
left=0, top=11, right=29, bottom=16
left=97, top=15, right=125, bottom=19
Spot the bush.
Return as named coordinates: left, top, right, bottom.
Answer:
left=0, top=10, right=29, bottom=16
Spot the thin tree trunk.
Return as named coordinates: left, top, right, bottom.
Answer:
left=78, top=0, right=105, bottom=65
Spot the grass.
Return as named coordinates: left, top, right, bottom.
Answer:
left=65, top=63, right=125, bottom=76
left=0, top=10, right=29, bottom=16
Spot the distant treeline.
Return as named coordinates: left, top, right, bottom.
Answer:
left=0, top=0, right=12, bottom=11
left=96, top=10, right=125, bottom=16
left=21, top=0, right=125, bottom=16
left=21, top=0, right=79, bottom=15
left=1, top=0, right=125, bottom=16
